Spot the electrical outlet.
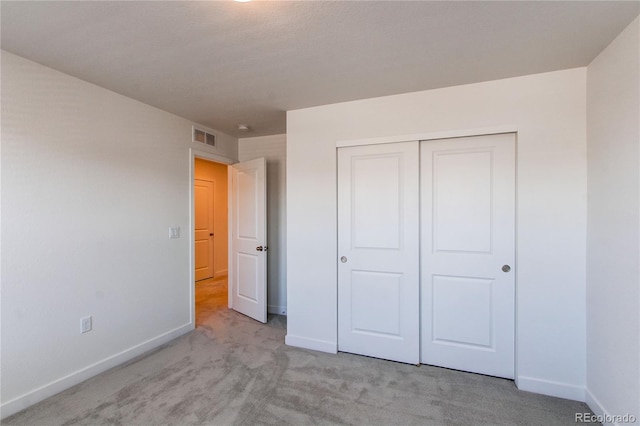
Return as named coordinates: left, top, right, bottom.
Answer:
left=169, top=227, right=180, bottom=239
left=81, top=316, right=92, bottom=334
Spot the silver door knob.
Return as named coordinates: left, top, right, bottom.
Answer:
left=340, top=256, right=347, bottom=263
left=502, top=265, right=511, bottom=272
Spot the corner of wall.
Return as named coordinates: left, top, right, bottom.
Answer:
left=585, top=14, right=640, bottom=423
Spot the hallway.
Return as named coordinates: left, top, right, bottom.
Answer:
left=195, top=276, right=228, bottom=327
left=195, top=275, right=287, bottom=331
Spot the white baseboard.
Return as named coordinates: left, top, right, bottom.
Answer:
left=0, top=323, right=194, bottom=420
left=584, top=388, right=639, bottom=425
left=586, top=389, right=609, bottom=421
left=285, top=334, right=337, bottom=354
left=516, top=375, right=585, bottom=402
left=268, top=304, right=287, bottom=315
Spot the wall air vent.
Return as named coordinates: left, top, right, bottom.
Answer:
left=193, top=126, right=216, bottom=147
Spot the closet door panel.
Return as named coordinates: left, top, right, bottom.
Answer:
left=421, top=133, right=516, bottom=379
left=338, top=141, right=420, bottom=364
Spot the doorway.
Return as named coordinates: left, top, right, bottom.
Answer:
left=194, top=157, right=229, bottom=326
left=190, top=151, right=269, bottom=327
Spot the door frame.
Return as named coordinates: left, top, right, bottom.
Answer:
left=189, top=148, right=234, bottom=328
left=334, top=125, right=519, bottom=384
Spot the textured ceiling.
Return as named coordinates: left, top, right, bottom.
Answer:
left=2, top=1, right=638, bottom=138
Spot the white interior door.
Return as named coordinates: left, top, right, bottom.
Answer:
left=229, top=158, right=267, bottom=323
left=338, top=141, right=420, bottom=364
left=194, top=179, right=215, bottom=281
left=420, top=133, right=515, bottom=378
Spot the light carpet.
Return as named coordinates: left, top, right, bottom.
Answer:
left=4, top=279, right=592, bottom=425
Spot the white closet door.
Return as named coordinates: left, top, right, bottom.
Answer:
left=421, top=133, right=516, bottom=378
left=338, top=141, right=420, bottom=364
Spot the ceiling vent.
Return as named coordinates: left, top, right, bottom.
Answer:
left=193, top=126, right=216, bottom=147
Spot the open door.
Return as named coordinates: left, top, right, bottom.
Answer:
left=229, top=157, right=267, bottom=323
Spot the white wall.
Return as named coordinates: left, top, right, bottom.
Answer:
left=286, top=68, right=587, bottom=401
left=586, top=16, right=639, bottom=423
left=239, top=134, right=287, bottom=315
left=0, top=51, right=237, bottom=417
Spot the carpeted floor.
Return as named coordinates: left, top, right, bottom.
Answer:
left=4, top=278, right=593, bottom=425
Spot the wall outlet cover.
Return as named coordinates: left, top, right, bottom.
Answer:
left=169, top=227, right=181, bottom=238
left=81, top=316, right=92, bottom=334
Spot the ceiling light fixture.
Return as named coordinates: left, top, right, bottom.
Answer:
left=237, top=124, right=251, bottom=131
